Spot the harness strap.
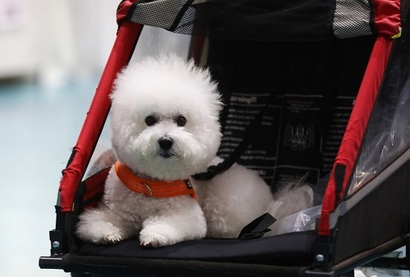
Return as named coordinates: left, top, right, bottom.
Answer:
left=192, top=110, right=265, bottom=181
left=115, top=162, right=197, bottom=199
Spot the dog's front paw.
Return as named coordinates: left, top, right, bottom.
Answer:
left=77, top=221, right=124, bottom=245
left=139, top=225, right=180, bottom=248
left=100, top=233, right=123, bottom=245
left=139, top=232, right=168, bottom=248
left=76, top=207, right=132, bottom=245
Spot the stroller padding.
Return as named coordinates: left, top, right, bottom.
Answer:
left=75, top=231, right=316, bottom=265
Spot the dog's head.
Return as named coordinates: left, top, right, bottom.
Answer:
left=110, top=55, right=223, bottom=181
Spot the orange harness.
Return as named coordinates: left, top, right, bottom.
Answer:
left=114, top=161, right=197, bottom=199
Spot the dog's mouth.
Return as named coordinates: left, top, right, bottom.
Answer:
left=158, top=151, right=175, bottom=159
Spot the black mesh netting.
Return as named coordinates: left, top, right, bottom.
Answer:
left=130, top=0, right=374, bottom=41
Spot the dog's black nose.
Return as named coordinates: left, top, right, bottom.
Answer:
left=158, top=137, right=174, bottom=150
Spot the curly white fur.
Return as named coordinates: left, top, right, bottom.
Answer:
left=194, top=157, right=314, bottom=238
left=76, top=55, right=221, bottom=247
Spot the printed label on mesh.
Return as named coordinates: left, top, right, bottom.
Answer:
left=218, top=92, right=354, bottom=188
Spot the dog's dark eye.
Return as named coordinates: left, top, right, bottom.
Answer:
left=145, top=115, right=157, bottom=126
left=175, top=116, right=187, bottom=127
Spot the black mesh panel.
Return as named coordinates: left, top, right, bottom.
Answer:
left=130, top=0, right=377, bottom=41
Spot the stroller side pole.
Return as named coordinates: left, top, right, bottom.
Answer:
left=59, top=21, right=143, bottom=214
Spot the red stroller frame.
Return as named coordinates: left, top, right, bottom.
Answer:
left=40, top=0, right=410, bottom=276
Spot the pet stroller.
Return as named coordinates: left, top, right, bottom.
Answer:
left=39, top=0, right=410, bottom=276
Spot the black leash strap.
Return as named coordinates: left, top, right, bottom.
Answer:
left=192, top=110, right=265, bottom=181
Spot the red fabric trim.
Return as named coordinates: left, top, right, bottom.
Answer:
left=83, top=168, right=110, bottom=205
left=373, top=0, right=401, bottom=37
left=117, top=0, right=139, bottom=26
left=59, top=21, right=142, bottom=212
left=318, top=35, right=393, bottom=235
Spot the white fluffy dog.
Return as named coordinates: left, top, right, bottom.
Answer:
left=76, top=55, right=313, bottom=247
left=76, top=55, right=222, bottom=247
